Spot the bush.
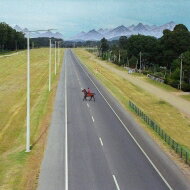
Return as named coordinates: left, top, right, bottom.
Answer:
left=182, top=83, right=190, bottom=92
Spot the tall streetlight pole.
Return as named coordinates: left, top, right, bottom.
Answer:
left=58, top=41, right=60, bottom=67
left=139, top=51, right=142, bottom=71
left=26, top=29, right=56, bottom=152
left=55, top=41, right=57, bottom=75
left=26, top=32, right=30, bottom=152
left=49, top=38, right=52, bottom=92
left=179, top=54, right=183, bottom=90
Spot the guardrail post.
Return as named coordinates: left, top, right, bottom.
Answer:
left=180, top=148, right=183, bottom=158
left=185, top=152, right=188, bottom=164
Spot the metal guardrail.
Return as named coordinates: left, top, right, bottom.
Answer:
left=129, top=100, right=190, bottom=166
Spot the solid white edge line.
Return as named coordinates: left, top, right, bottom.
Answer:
left=92, top=116, right=95, bottom=122
left=65, top=51, right=68, bottom=190
left=113, top=175, right=121, bottom=190
left=73, top=52, right=173, bottom=190
left=99, top=137, right=103, bottom=146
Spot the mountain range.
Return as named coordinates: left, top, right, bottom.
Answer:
left=14, top=25, right=63, bottom=39
left=70, top=21, right=176, bottom=41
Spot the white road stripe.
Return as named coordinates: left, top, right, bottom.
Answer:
left=99, top=137, right=103, bottom=146
left=92, top=116, right=95, bottom=122
left=81, top=87, right=83, bottom=90
left=64, top=52, right=68, bottom=190
left=113, top=175, right=121, bottom=190
left=73, top=51, right=173, bottom=190
left=87, top=103, right=89, bottom=108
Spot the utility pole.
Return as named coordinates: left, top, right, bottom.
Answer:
left=119, top=50, right=121, bottom=63
left=49, top=38, right=52, bottom=92
left=180, top=54, right=183, bottom=90
left=25, top=29, right=56, bottom=152
left=58, top=41, right=61, bottom=67
left=26, top=31, right=30, bottom=152
left=139, top=51, right=142, bottom=71
left=55, top=41, right=57, bottom=75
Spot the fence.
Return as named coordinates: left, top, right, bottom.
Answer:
left=129, top=100, right=190, bottom=166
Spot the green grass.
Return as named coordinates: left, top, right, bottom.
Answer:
left=143, top=77, right=179, bottom=92
left=74, top=48, right=190, bottom=155
left=180, top=94, right=190, bottom=101
left=0, top=48, right=64, bottom=190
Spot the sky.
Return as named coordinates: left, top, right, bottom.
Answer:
left=0, top=0, right=190, bottom=39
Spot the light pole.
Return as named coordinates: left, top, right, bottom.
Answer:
left=49, top=38, right=52, bottom=91
left=26, top=31, right=30, bottom=152
left=139, top=51, right=142, bottom=71
left=55, top=41, right=57, bottom=75
left=26, top=29, right=56, bottom=152
left=58, top=41, right=61, bottom=67
left=179, top=54, right=183, bottom=90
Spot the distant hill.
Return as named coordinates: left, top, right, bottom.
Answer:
left=70, top=21, right=177, bottom=41
left=13, top=25, right=64, bottom=39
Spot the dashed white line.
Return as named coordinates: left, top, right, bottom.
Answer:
left=99, top=137, right=103, bottom=146
left=113, top=175, right=121, bottom=190
left=81, top=87, right=83, bottom=90
left=92, top=116, right=95, bottom=122
left=87, top=103, right=89, bottom=108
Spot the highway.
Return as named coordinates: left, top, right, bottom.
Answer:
left=37, top=49, right=190, bottom=190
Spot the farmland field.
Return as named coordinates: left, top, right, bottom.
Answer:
left=0, top=48, right=64, bottom=190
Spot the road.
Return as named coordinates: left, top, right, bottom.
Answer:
left=37, top=49, right=190, bottom=190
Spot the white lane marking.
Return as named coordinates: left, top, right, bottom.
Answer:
left=81, top=87, right=83, bottom=90
left=92, top=116, right=95, bottom=122
left=87, top=103, right=89, bottom=108
left=64, top=51, right=68, bottom=190
left=113, top=175, right=121, bottom=190
left=72, top=51, right=173, bottom=190
left=99, top=137, right=103, bottom=146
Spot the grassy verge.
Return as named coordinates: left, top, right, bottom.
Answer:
left=74, top=48, right=190, bottom=158
left=143, top=77, right=179, bottom=92
left=0, top=48, right=64, bottom=190
left=180, top=94, right=190, bottom=101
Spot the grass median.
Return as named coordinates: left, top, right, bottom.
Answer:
left=74, top=48, right=190, bottom=159
left=0, top=48, right=64, bottom=190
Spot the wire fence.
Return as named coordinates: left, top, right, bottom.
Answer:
left=129, top=100, right=190, bottom=166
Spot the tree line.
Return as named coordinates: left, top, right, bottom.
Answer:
left=0, top=22, right=26, bottom=51
left=97, top=24, right=190, bottom=91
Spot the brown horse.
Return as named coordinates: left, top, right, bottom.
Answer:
left=82, top=89, right=95, bottom=101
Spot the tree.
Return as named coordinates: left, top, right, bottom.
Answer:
left=100, top=38, right=109, bottom=57
left=160, top=24, right=190, bottom=69
left=174, top=24, right=188, bottom=32
left=129, top=55, right=138, bottom=68
left=0, top=22, right=26, bottom=51
left=127, top=35, right=159, bottom=67
left=119, top=36, right=128, bottom=49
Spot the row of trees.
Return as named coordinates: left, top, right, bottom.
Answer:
left=30, top=38, right=64, bottom=48
left=98, top=24, right=190, bottom=91
left=0, top=22, right=26, bottom=51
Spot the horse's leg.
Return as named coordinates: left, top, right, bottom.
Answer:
left=93, top=95, right=95, bottom=101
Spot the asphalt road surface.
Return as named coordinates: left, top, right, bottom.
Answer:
left=37, top=49, right=190, bottom=190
